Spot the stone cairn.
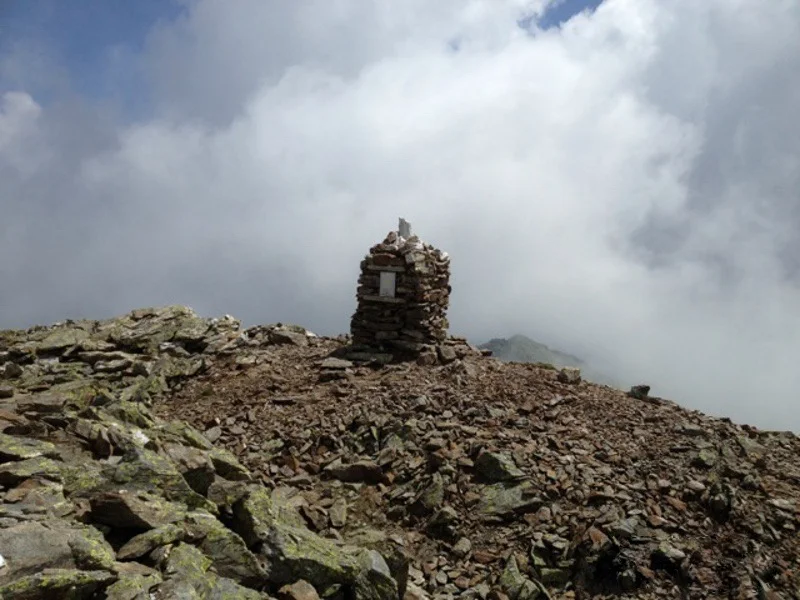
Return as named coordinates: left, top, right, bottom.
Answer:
left=350, top=219, right=451, bottom=357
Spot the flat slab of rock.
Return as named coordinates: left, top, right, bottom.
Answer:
left=627, top=384, right=651, bottom=400
left=103, top=569, right=163, bottom=600
left=477, top=482, right=542, bottom=521
left=116, top=524, right=185, bottom=560
left=232, top=487, right=359, bottom=587
left=319, top=358, right=353, bottom=370
left=269, top=329, right=309, bottom=346
left=150, top=541, right=264, bottom=599
left=323, top=459, right=384, bottom=484
left=3, top=363, right=23, bottom=378
left=0, top=432, right=59, bottom=461
left=89, top=490, right=187, bottom=530
left=37, top=327, right=92, bottom=353
left=162, top=442, right=216, bottom=495
left=474, top=452, right=525, bottom=482
left=0, top=521, right=115, bottom=583
left=329, top=498, right=348, bottom=528
left=0, top=568, right=116, bottom=599
left=15, top=393, right=68, bottom=414
left=0, top=456, right=63, bottom=486
left=188, top=512, right=268, bottom=587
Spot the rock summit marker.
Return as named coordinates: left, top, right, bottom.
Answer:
left=349, top=219, right=452, bottom=359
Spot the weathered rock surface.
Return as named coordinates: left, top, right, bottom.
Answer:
left=159, top=310, right=800, bottom=600
left=3, top=304, right=799, bottom=599
left=0, top=306, right=401, bottom=599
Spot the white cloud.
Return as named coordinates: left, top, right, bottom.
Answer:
left=1, top=0, right=800, bottom=430
left=0, top=92, right=46, bottom=176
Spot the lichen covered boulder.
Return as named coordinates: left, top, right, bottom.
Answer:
left=0, top=568, right=116, bottom=600
left=0, top=306, right=399, bottom=599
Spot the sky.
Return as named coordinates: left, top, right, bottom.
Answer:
left=1, top=0, right=799, bottom=431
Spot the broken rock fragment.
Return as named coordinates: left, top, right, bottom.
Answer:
left=499, top=555, right=541, bottom=600
left=627, top=384, right=651, bottom=400
left=279, top=580, right=320, bottom=600
left=323, top=458, right=384, bottom=484
left=89, top=490, right=187, bottom=530
left=0, top=521, right=115, bottom=582
left=0, top=432, right=59, bottom=461
left=478, top=481, right=541, bottom=521
left=474, top=451, right=525, bottom=483
left=556, top=367, right=581, bottom=384
left=230, top=487, right=400, bottom=597
left=0, top=568, right=116, bottom=600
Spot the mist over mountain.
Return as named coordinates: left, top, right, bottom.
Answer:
left=479, top=334, right=624, bottom=388
left=480, top=334, right=582, bottom=367
left=3, top=0, right=800, bottom=431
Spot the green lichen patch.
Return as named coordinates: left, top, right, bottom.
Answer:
left=0, top=432, right=59, bottom=461
left=102, top=400, right=156, bottom=429
left=154, top=420, right=214, bottom=450
left=0, top=568, right=116, bottom=600
left=0, top=456, right=63, bottom=486
left=116, top=524, right=185, bottom=560
left=103, top=572, right=162, bottom=600
left=195, top=516, right=267, bottom=586
left=106, top=448, right=216, bottom=513
left=67, top=525, right=117, bottom=572
left=209, top=447, right=252, bottom=481
left=60, top=462, right=106, bottom=497
left=89, top=489, right=188, bottom=530
left=477, top=481, right=542, bottom=521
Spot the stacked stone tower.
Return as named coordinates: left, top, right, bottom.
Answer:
left=349, top=219, right=451, bottom=355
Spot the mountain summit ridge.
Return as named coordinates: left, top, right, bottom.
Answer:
left=478, top=334, right=623, bottom=388
left=479, top=334, right=585, bottom=368
left=0, top=305, right=798, bottom=599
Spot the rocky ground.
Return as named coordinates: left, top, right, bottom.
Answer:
left=0, top=306, right=399, bottom=599
left=1, top=306, right=799, bottom=599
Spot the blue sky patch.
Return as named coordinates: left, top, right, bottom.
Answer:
left=526, top=0, right=605, bottom=31
left=2, top=0, right=604, bottom=110
left=1, top=0, right=185, bottom=109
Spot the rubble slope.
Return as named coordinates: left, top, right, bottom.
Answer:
left=0, top=306, right=402, bottom=599
left=161, top=313, right=799, bottom=600
left=1, top=305, right=798, bottom=600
